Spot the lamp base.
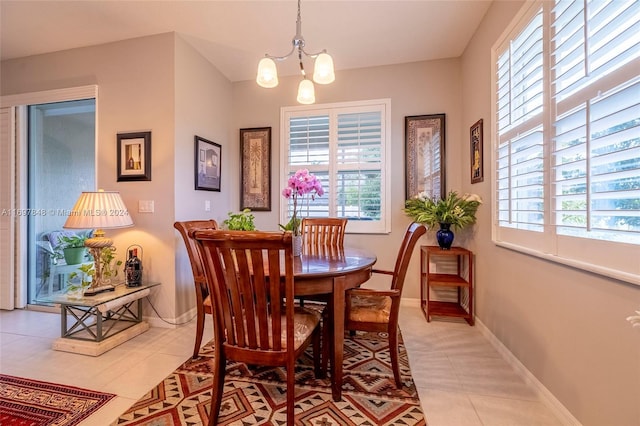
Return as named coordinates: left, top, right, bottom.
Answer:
left=84, top=284, right=115, bottom=296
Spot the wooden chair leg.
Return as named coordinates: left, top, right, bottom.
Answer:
left=209, top=350, right=226, bottom=426
left=321, top=307, right=333, bottom=376
left=313, top=325, right=323, bottom=378
left=389, top=325, right=401, bottom=388
left=193, top=307, right=205, bottom=358
left=286, top=358, right=296, bottom=425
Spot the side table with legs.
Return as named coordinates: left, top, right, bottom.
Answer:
left=37, top=282, right=160, bottom=356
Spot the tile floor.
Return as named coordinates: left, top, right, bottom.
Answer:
left=0, top=305, right=567, bottom=425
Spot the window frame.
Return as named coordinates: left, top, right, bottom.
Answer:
left=491, top=1, right=640, bottom=286
left=280, top=99, right=392, bottom=234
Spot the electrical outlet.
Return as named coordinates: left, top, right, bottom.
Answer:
left=205, top=200, right=211, bottom=211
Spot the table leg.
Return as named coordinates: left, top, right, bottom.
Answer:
left=331, top=275, right=346, bottom=401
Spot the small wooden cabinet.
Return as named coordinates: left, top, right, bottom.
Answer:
left=420, top=246, right=474, bottom=325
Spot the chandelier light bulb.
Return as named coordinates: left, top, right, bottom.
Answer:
left=313, top=53, right=335, bottom=84
left=256, top=57, right=279, bottom=88
left=297, top=79, right=316, bottom=104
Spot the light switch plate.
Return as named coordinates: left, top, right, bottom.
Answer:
left=138, top=200, right=154, bottom=213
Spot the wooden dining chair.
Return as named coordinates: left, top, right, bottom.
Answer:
left=301, top=217, right=348, bottom=249
left=173, top=219, right=219, bottom=359
left=192, top=230, right=323, bottom=426
left=343, top=222, right=426, bottom=388
left=299, top=218, right=348, bottom=309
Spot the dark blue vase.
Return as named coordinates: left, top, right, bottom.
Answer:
left=436, top=223, right=454, bottom=250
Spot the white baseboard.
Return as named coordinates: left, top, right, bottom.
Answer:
left=475, top=318, right=582, bottom=426
left=145, top=305, right=197, bottom=329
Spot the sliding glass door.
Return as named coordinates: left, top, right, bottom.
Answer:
left=28, top=99, right=95, bottom=304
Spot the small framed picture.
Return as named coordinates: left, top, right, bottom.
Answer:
left=405, top=114, right=446, bottom=200
left=240, top=127, right=271, bottom=211
left=470, top=119, right=483, bottom=184
left=117, top=131, right=151, bottom=181
left=195, top=136, right=221, bottom=192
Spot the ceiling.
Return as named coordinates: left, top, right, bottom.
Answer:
left=1, top=0, right=492, bottom=83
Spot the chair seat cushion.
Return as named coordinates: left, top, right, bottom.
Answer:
left=348, top=294, right=391, bottom=323
left=282, top=307, right=321, bottom=348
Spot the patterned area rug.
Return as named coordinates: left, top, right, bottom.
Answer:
left=113, top=330, right=426, bottom=425
left=0, top=374, right=116, bottom=426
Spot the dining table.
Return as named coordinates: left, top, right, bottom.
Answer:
left=292, top=245, right=377, bottom=401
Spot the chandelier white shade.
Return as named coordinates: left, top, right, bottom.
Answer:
left=296, top=79, right=316, bottom=104
left=256, top=57, right=279, bottom=88
left=256, top=0, right=334, bottom=104
left=312, top=53, right=335, bottom=84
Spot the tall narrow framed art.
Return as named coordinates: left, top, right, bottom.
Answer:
left=240, top=127, right=271, bottom=211
left=405, top=114, right=445, bottom=199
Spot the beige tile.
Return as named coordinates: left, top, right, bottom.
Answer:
left=0, top=305, right=567, bottom=426
left=418, top=388, right=483, bottom=426
left=450, top=355, right=540, bottom=401
left=469, top=394, right=566, bottom=426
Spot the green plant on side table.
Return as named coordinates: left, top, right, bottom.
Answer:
left=66, top=263, right=94, bottom=299
left=58, top=234, right=89, bottom=265
left=65, top=246, right=122, bottom=298
left=100, top=246, right=122, bottom=281
left=223, top=208, right=256, bottom=231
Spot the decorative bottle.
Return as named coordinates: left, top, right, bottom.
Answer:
left=125, top=248, right=142, bottom=287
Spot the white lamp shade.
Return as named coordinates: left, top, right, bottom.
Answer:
left=256, top=57, right=279, bottom=88
left=313, top=53, right=335, bottom=84
left=63, top=191, right=134, bottom=230
left=297, top=79, right=316, bottom=104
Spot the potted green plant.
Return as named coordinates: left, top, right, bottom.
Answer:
left=223, top=209, right=256, bottom=231
left=58, top=234, right=89, bottom=265
left=66, top=263, right=94, bottom=299
left=100, top=246, right=122, bottom=281
left=404, top=191, right=482, bottom=249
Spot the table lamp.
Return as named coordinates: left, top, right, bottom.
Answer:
left=63, top=190, right=134, bottom=295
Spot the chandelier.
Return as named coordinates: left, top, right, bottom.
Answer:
left=256, top=0, right=335, bottom=104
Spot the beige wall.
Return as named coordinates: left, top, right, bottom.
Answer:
left=3, top=34, right=185, bottom=322
left=172, top=35, right=234, bottom=321
left=232, top=58, right=463, bottom=295
left=460, top=2, right=640, bottom=425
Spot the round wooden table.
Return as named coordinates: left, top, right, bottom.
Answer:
left=293, top=246, right=377, bottom=401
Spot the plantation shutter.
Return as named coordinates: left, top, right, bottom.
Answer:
left=495, top=6, right=545, bottom=235
left=335, top=110, right=382, bottom=221
left=552, top=0, right=640, bottom=242
left=282, top=100, right=390, bottom=234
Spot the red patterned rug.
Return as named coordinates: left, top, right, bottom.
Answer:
left=0, top=374, right=115, bottom=426
left=113, top=330, right=426, bottom=425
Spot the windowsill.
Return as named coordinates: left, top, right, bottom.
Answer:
left=494, top=240, right=640, bottom=287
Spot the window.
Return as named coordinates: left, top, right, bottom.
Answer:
left=281, top=99, right=391, bottom=233
left=493, top=0, right=640, bottom=283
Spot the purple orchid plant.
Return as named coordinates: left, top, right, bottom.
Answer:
left=280, top=169, right=324, bottom=236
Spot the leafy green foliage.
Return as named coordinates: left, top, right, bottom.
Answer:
left=58, top=234, right=88, bottom=249
left=223, top=209, right=256, bottom=231
left=404, top=191, right=482, bottom=230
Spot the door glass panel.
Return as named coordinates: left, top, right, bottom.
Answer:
left=28, top=99, right=95, bottom=304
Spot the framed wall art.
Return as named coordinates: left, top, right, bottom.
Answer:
left=405, top=114, right=446, bottom=200
left=470, top=119, right=484, bottom=184
left=240, top=127, right=271, bottom=211
left=195, top=136, right=222, bottom=191
left=117, top=131, right=151, bottom=181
